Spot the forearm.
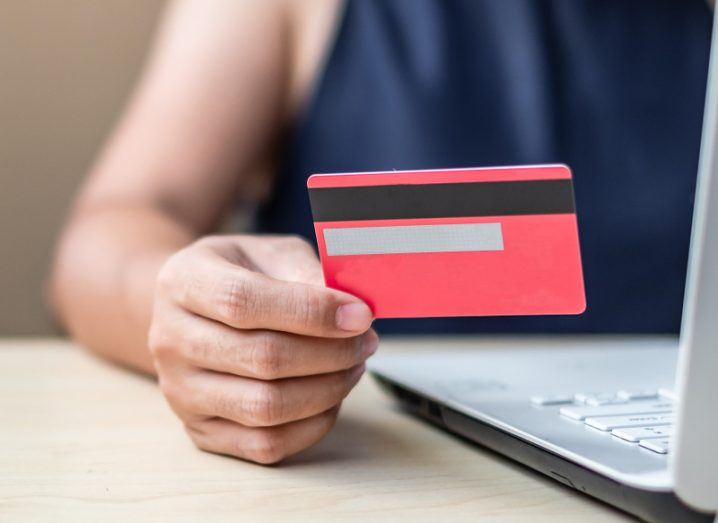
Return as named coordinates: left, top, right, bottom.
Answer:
left=47, top=0, right=295, bottom=375
left=49, top=205, right=195, bottom=374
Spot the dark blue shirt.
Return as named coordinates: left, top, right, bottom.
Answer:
left=258, top=0, right=712, bottom=334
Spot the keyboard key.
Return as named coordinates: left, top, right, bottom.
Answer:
left=639, top=438, right=671, bottom=454
left=560, top=401, right=673, bottom=421
left=585, top=396, right=628, bottom=407
left=585, top=413, right=674, bottom=431
left=573, top=393, right=627, bottom=407
left=573, top=392, right=616, bottom=405
left=530, top=394, right=574, bottom=406
left=616, top=389, right=658, bottom=401
left=611, top=425, right=674, bottom=442
left=573, top=392, right=597, bottom=405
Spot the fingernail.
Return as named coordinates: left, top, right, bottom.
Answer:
left=361, top=330, right=379, bottom=357
left=336, top=302, right=373, bottom=331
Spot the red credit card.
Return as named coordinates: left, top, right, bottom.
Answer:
left=307, top=165, right=585, bottom=318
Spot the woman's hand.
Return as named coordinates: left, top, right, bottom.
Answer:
left=148, top=234, right=377, bottom=464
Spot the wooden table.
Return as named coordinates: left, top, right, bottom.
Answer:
left=0, top=339, right=633, bottom=522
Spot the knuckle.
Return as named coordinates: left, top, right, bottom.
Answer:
left=292, top=286, right=327, bottom=331
left=182, top=324, right=215, bottom=364
left=248, top=430, right=286, bottom=465
left=156, top=246, right=196, bottom=288
left=155, top=248, right=196, bottom=302
left=219, top=273, right=255, bottom=325
left=243, top=382, right=284, bottom=426
left=210, top=387, right=237, bottom=420
left=147, top=324, right=176, bottom=361
left=249, top=333, right=284, bottom=379
left=185, top=426, right=216, bottom=455
left=186, top=339, right=211, bottom=367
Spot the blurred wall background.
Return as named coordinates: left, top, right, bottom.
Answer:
left=0, top=0, right=166, bottom=334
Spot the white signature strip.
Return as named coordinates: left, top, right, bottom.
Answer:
left=323, top=222, right=504, bottom=256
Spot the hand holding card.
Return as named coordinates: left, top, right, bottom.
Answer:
left=308, top=165, right=585, bottom=318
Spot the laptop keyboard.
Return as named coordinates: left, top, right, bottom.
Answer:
left=530, top=389, right=676, bottom=454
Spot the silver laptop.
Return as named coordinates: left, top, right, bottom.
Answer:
left=369, top=9, right=718, bottom=523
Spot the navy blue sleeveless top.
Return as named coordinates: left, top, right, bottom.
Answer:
left=258, top=0, right=712, bottom=334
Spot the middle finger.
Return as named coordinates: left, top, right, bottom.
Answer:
left=178, top=314, right=379, bottom=379
left=182, top=364, right=365, bottom=427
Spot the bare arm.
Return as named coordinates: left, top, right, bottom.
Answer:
left=49, top=0, right=379, bottom=465
left=50, top=0, right=366, bottom=465
left=50, top=0, right=296, bottom=374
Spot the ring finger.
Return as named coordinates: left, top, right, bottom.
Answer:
left=176, top=364, right=365, bottom=427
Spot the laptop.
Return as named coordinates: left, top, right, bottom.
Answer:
left=368, top=10, right=718, bottom=523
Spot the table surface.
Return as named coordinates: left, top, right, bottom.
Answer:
left=0, top=338, right=635, bottom=522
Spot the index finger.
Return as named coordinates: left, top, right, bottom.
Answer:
left=168, top=254, right=374, bottom=337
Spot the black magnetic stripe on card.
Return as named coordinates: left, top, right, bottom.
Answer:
left=308, top=179, right=576, bottom=222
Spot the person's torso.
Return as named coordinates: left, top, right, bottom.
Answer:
left=258, top=0, right=712, bottom=334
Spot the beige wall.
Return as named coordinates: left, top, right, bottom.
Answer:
left=0, top=1, right=166, bottom=334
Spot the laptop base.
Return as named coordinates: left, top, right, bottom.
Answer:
left=373, top=374, right=713, bottom=523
